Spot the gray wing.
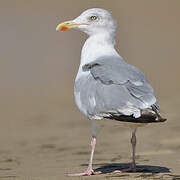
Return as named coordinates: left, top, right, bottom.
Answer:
left=82, top=56, right=158, bottom=118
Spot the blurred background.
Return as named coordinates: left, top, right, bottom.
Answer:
left=0, top=0, right=180, bottom=179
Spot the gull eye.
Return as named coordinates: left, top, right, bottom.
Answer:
left=90, top=16, right=97, bottom=21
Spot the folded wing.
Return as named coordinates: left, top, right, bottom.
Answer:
left=80, top=56, right=165, bottom=122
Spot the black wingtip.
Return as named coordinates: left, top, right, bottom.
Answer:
left=156, top=118, right=167, bottom=123
left=105, top=115, right=167, bottom=124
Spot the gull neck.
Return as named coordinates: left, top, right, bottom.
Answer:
left=80, top=32, right=119, bottom=66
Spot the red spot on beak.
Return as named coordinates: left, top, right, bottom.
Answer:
left=60, top=26, right=68, bottom=31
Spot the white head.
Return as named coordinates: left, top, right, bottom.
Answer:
left=56, top=8, right=117, bottom=36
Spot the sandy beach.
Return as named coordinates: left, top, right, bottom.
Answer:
left=0, top=0, right=180, bottom=179
left=0, top=92, right=180, bottom=180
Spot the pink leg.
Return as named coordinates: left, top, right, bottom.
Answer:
left=131, top=130, right=136, bottom=171
left=114, top=129, right=137, bottom=173
left=68, top=137, right=101, bottom=176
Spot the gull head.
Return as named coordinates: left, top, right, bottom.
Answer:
left=56, top=8, right=116, bottom=36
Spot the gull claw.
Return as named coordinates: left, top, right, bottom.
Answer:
left=113, top=167, right=136, bottom=173
left=68, top=170, right=101, bottom=176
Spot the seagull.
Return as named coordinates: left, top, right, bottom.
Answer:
left=56, top=8, right=166, bottom=176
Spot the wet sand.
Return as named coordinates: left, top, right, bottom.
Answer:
left=0, top=91, right=180, bottom=180
left=0, top=0, right=180, bottom=179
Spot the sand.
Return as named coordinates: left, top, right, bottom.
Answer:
left=0, top=0, right=180, bottom=179
left=0, top=92, right=179, bottom=180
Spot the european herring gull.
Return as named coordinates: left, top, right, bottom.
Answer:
left=56, top=8, right=166, bottom=176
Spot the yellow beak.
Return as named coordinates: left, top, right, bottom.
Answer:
left=56, top=20, right=79, bottom=31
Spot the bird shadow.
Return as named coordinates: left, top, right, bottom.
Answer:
left=81, top=163, right=170, bottom=174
